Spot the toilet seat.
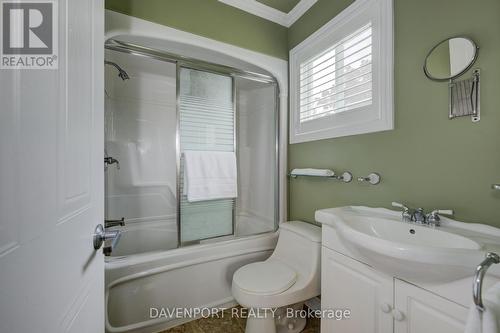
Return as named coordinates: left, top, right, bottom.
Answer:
left=233, top=261, right=297, bottom=296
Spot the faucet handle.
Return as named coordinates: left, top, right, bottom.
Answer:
left=426, top=209, right=454, bottom=226
left=392, top=202, right=408, bottom=210
left=392, top=202, right=413, bottom=222
left=433, top=209, right=454, bottom=216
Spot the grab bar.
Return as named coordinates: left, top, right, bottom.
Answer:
left=473, top=252, right=500, bottom=311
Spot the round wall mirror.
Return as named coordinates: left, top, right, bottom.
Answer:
left=423, top=37, right=478, bottom=81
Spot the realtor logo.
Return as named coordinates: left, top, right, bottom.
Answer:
left=1, top=1, right=58, bottom=69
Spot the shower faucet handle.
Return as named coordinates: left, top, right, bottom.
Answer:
left=104, top=156, right=120, bottom=170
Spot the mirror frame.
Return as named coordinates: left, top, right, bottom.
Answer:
left=423, top=36, right=479, bottom=82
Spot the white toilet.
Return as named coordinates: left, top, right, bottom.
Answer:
left=232, top=221, right=321, bottom=333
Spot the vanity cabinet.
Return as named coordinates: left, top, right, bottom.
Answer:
left=321, top=248, right=394, bottom=333
left=321, top=248, right=468, bottom=333
left=394, top=279, right=468, bottom=333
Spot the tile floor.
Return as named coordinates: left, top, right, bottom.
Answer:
left=162, top=307, right=320, bottom=333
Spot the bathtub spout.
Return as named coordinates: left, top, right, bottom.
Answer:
left=105, top=217, right=125, bottom=228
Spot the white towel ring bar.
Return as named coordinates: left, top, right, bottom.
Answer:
left=473, top=252, right=500, bottom=311
left=289, top=171, right=353, bottom=183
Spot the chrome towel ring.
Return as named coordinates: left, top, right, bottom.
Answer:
left=473, top=252, right=500, bottom=311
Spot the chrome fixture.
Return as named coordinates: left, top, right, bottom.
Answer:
left=492, top=184, right=500, bottom=191
left=335, top=171, right=353, bottom=183
left=426, top=209, right=454, bottom=226
left=391, top=202, right=412, bottom=222
left=424, top=37, right=478, bottom=81
left=473, top=252, right=500, bottom=311
left=105, top=60, right=130, bottom=80
left=357, top=173, right=381, bottom=185
left=391, top=202, right=453, bottom=226
left=448, top=69, right=480, bottom=122
left=105, top=217, right=125, bottom=228
left=412, top=208, right=426, bottom=224
left=93, top=224, right=121, bottom=251
left=104, top=156, right=120, bottom=170
left=105, top=38, right=276, bottom=83
left=289, top=171, right=353, bottom=183
left=423, top=37, right=480, bottom=122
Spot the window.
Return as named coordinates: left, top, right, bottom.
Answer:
left=290, top=0, right=393, bottom=143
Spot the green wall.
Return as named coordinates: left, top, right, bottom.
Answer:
left=288, top=0, right=500, bottom=227
left=105, top=0, right=500, bottom=227
left=105, top=0, right=288, bottom=59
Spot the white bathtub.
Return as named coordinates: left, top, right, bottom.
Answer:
left=105, top=231, right=278, bottom=333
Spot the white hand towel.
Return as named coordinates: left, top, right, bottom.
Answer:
left=465, top=282, right=500, bottom=333
left=183, top=151, right=237, bottom=202
left=290, top=168, right=335, bottom=177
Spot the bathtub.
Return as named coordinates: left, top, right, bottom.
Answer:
left=105, top=230, right=278, bottom=333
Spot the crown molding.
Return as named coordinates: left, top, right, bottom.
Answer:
left=218, top=0, right=317, bottom=27
left=286, top=0, right=317, bottom=26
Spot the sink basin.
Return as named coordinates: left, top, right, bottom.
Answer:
left=316, top=206, right=500, bottom=284
left=346, top=217, right=480, bottom=249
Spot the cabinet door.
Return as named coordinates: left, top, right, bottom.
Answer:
left=321, top=248, right=394, bottom=333
left=394, top=279, right=468, bottom=333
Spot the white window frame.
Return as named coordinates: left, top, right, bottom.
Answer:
left=289, top=0, right=393, bottom=144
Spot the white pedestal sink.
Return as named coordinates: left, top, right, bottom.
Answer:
left=316, top=206, right=500, bottom=283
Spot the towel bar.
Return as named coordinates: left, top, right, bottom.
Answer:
left=289, top=171, right=353, bottom=183
left=473, top=252, right=500, bottom=311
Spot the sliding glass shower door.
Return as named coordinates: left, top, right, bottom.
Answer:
left=104, top=40, right=279, bottom=256
left=178, top=67, right=235, bottom=243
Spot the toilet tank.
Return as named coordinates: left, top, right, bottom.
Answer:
left=270, top=221, right=321, bottom=275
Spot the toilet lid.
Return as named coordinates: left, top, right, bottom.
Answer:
left=233, top=261, right=297, bottom=296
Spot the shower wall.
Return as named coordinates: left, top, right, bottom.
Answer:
left=105, top=51, right=178, bottom=254
left=235, top=79, right=277, bottom=236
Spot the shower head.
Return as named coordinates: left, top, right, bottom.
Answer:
left=105, top=60, right=130, bottom=81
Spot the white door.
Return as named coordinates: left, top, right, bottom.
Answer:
left=0, top=0, right=105, bottom=332
left=321, top=248, right=394, bottom=333
left=394, top=279, right=468, bottom=333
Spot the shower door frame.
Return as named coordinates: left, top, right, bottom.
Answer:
left=105, top=38, right=280, bottom=248
left=176, top=65, right=236, bottom=245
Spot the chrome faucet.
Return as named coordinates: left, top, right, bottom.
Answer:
left=412, top=208, right=426, bottom=224
left=105, top=217, right=125, bottom=228
left=425, top=209, right=454, bottom=226
left=392, top=202, right=453, bottom=226
left=104, top=156, right=120, bottom=170
left=391, top=202, right=412, bottom=222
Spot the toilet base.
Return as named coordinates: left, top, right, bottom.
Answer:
left=275, top=303, right=307, bottom=333
left=244, top=304, right=307, bottom=333
left=245, top=308, right=275, bottom=333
